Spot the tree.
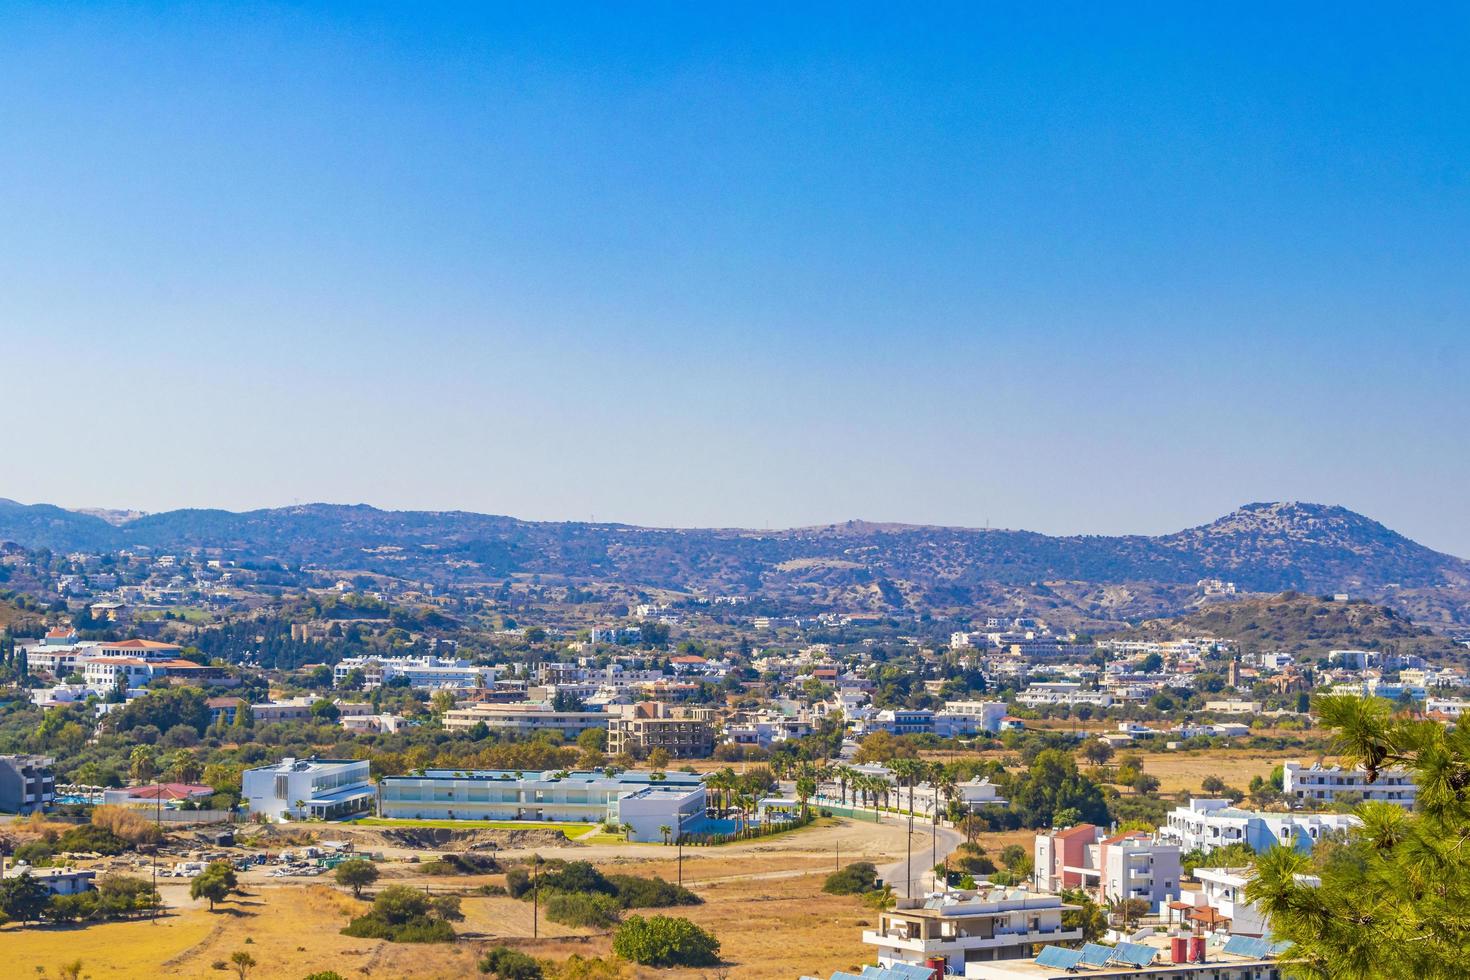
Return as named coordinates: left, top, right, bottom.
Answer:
left=230, top=950, right=256, bottom=980
left=1201, top=774, right=1227, bottom=793
left=191, top=868, right=233, bottom=911
left=0, top=872, right=51, bottom=924
left=1079, top=740, right=1114, bottom=767
left=999, top=844, right=1029, bottom=874
left=647, top=747, right=671, bottom=770
left=611, top=914, right=720, bottom=967
left=335, top=859, right=379, bottom=898
left=1245, top=694, right=1470, bottom=978
left=311, top=698, right=341, bottom=723
left=658, top=824, right=673, bottom=845
left=129, top=745, right=157, bottom=783
left=1009, top=750, right=1108, bottom=829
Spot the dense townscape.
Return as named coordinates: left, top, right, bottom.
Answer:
left=0, top=503, right=1466, bottom=977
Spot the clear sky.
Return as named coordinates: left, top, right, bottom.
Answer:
left=3, top=4, right=1468, bottom=554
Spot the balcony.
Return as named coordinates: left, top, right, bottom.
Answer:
left=863, top=925, right=1082, bottom=954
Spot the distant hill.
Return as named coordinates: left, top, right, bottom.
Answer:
left=0, top=498, right=1467, bottom=624
left=1122, top=592, right=1465, bottom=660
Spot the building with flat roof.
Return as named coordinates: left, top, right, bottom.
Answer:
left=1033, top=825, right=1181, bottom=907
left=441, top=701, right=609, bottom=737
left=1160, top=799, right=1358, bottom=854
left=863, top=887, right=1082, bottom=975
left=0, top=755, right=55, bottom=814
left=1282, top=760, right=1417, bottom=807
left=376, top=768, right=705, bottom=841
left=607, top=702, right=715, bottom=759
left=333, top=655, right=499, bottom=690
left=963, top=933, right=1291, bottom=979
left=242, top=757, right=374, bottom=821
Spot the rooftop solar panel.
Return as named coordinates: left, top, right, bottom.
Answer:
left=1109, top=941, right=1157, bottom=967
left=1223, top=935, right=1272, bottom=959
left=1080, top=942, right=1115, bottom=966
left=1035, top=946, right=1084, bottom=969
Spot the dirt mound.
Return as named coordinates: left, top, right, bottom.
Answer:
left=364, top=827, right=578, bottom=850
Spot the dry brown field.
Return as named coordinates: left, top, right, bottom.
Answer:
left=1, top=816, right=1033, bottom=979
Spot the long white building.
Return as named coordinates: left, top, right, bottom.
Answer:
left=1160, top=799, right=1359, bottom=854
left=333, top=655, right=500, bottom=690
left=1282, top=760, right=1418, bottom=808
left=242, top=757, right=375, bottom=821
left=863, top=886, right=1081, bottom=974
left=376, top=768, right=706, bottom=842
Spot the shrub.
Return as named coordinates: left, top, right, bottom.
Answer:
left=304, top=973, right=346, bottom=980
left=537, top=861, right=614, bottom=896
left=478, top=946, right=543, bottom=979
left=545, top=891, right=621, bottom=928
left=611, top=914, right=720, bottom=967
left=423, top=852, right=500, bottom=875
left=13, top=840, right=53, bottom=865
left=506, top=868, right=532, bottom=898
left=340, top=883, right=457, bottom=943
left=605, top=874, right=701, bottom=908
left=822, top=862, right=878, bottom=895
left=55, top=824, right=128, bottom=856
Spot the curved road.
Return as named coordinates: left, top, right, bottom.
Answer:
left=879, top=816, right=964, bottom=899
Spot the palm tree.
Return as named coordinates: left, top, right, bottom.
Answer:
left=659, top=824, right=672, bottom=845
left=795, top=774, right=817, bottom=818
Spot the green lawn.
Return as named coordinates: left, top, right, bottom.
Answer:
left=355, top=818, right=600, bottom=833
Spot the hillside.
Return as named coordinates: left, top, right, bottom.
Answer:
left=1123, top=592, right=1466, bottom=660
left=0, top=499, right=1467, bottom=625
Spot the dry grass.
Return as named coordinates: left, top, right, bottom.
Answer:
left=1, top=816, right=1006, bottom=978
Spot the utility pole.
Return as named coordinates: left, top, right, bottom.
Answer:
left=152, top=776, right=161, bottom=923
left=532, top=857, right=540, bottom=939
left=677, top=835, right=683, bottom=887
left=906, top=813, right=913, bottom=898
left=835, top=840, right=840, bottom=873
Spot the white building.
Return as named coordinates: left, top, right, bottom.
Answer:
left=441, top=701, right=609, bottom=737
left=862, top=887, right=1082, bottom=974
left=964, top=933, right=1290, bottom=979
left=1281, top=760, right=1418, bottom=808
left=1017, top=683, right=1114, bottom=709
left=333, top=655, right=499, bottom=690
left=1160, top=799, right=1359, bottom=854
left=376, top=768, right=705, bottom=841
left=1033, top=826, right=1181, bottom=907
left=242, top=757, right=374, bottom=821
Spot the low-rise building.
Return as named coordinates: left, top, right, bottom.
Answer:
left=607, top=702, right=715, bottom=759
left=441, top=701, right=609, bottom=737
left=376, top=768, right=705, bottom=841
left=1282, top=760, right=1418, bottom=807
left=1160, top=799, right=1358, bottom=854
left=863, top=886, right=1082, bottom=974
left=963, top=933, right=1291, bottom=979
left=242, top=757, right=374, bottom=821
left=1033, top=825, right=1181, bottom=906
left=333, top=655, right=499, bottom=690
left=0, top=755, right=55, bottom=814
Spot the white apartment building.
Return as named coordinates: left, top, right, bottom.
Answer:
left=1017, top=683, right=1114, bottom=709
left=1281, top=760, right=1418, bottom=807
left=1186, top=867, right=1271, bottom=936
left=440, top=701, right=609, bottom=737
left=376, top=768, right=705, bottom=841
left=1160, top=799, right=1359, bottom=854
left=863, top=887, right=1082, bottom=974
left=242, top=757, right=374, bottom=821
left=333, top=655, right=499, bottom=690
left=1033, top=826, right=1181, bottom=906
left=938, top=700, right=1009, bottom=735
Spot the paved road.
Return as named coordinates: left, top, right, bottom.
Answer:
left=879, top=816, right=963, bottom=899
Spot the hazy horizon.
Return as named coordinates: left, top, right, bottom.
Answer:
left=4, top=7, right=1466, bottom=553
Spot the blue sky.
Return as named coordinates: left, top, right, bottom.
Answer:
left=3, top=4, right=1468, bottom=553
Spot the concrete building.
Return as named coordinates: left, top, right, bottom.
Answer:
left=606, top=702, right=715, bottom=759
left=962, top=933, right=1291, bottom=979
left=0, top=755, right=55, bottom=814
left=1016, top=683, right=1114, bottom=709
left=1160, top=799, right=1358, bottom=854
left=1282, top=760, right=1418, bottom=808
left=333, top=655, right=499, bottom=690
left=242, top=757, right=374, bottom=821
left=441, top=701, right=609, bottom=737
left=1, top=865, right=97, bottom=896
left=863, top=887, right=1082, bottom=975
left=1033, top=826, right=1181, bottom=906
left=377, top=768, right=705, bottom=841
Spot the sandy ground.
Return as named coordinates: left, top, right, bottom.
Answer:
left=1, top=814, right=1004, bottom=979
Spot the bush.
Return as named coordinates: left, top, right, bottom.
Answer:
left=55, top=824, right=129, bottom=856
left=537, top=861, right=615, bottom=896
left=340, top=884, right=457, bottom=943
left=478, top=946, right=543, bottom=979
left=822, top=862, right=878, bottom=895
left=422, top=852, right=500, bottom=876
left=505, top=868, right=532, bottom=898
left=611, top=914, right=720, bottom=967
left=13, top=840, right=53, bottom=866
left=545, top=891, right=621, bottom=929
left=605, top=874, right=701, bottom=908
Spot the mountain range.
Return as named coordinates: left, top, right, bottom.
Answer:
left=2, top=498, right=1467, bottom=627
